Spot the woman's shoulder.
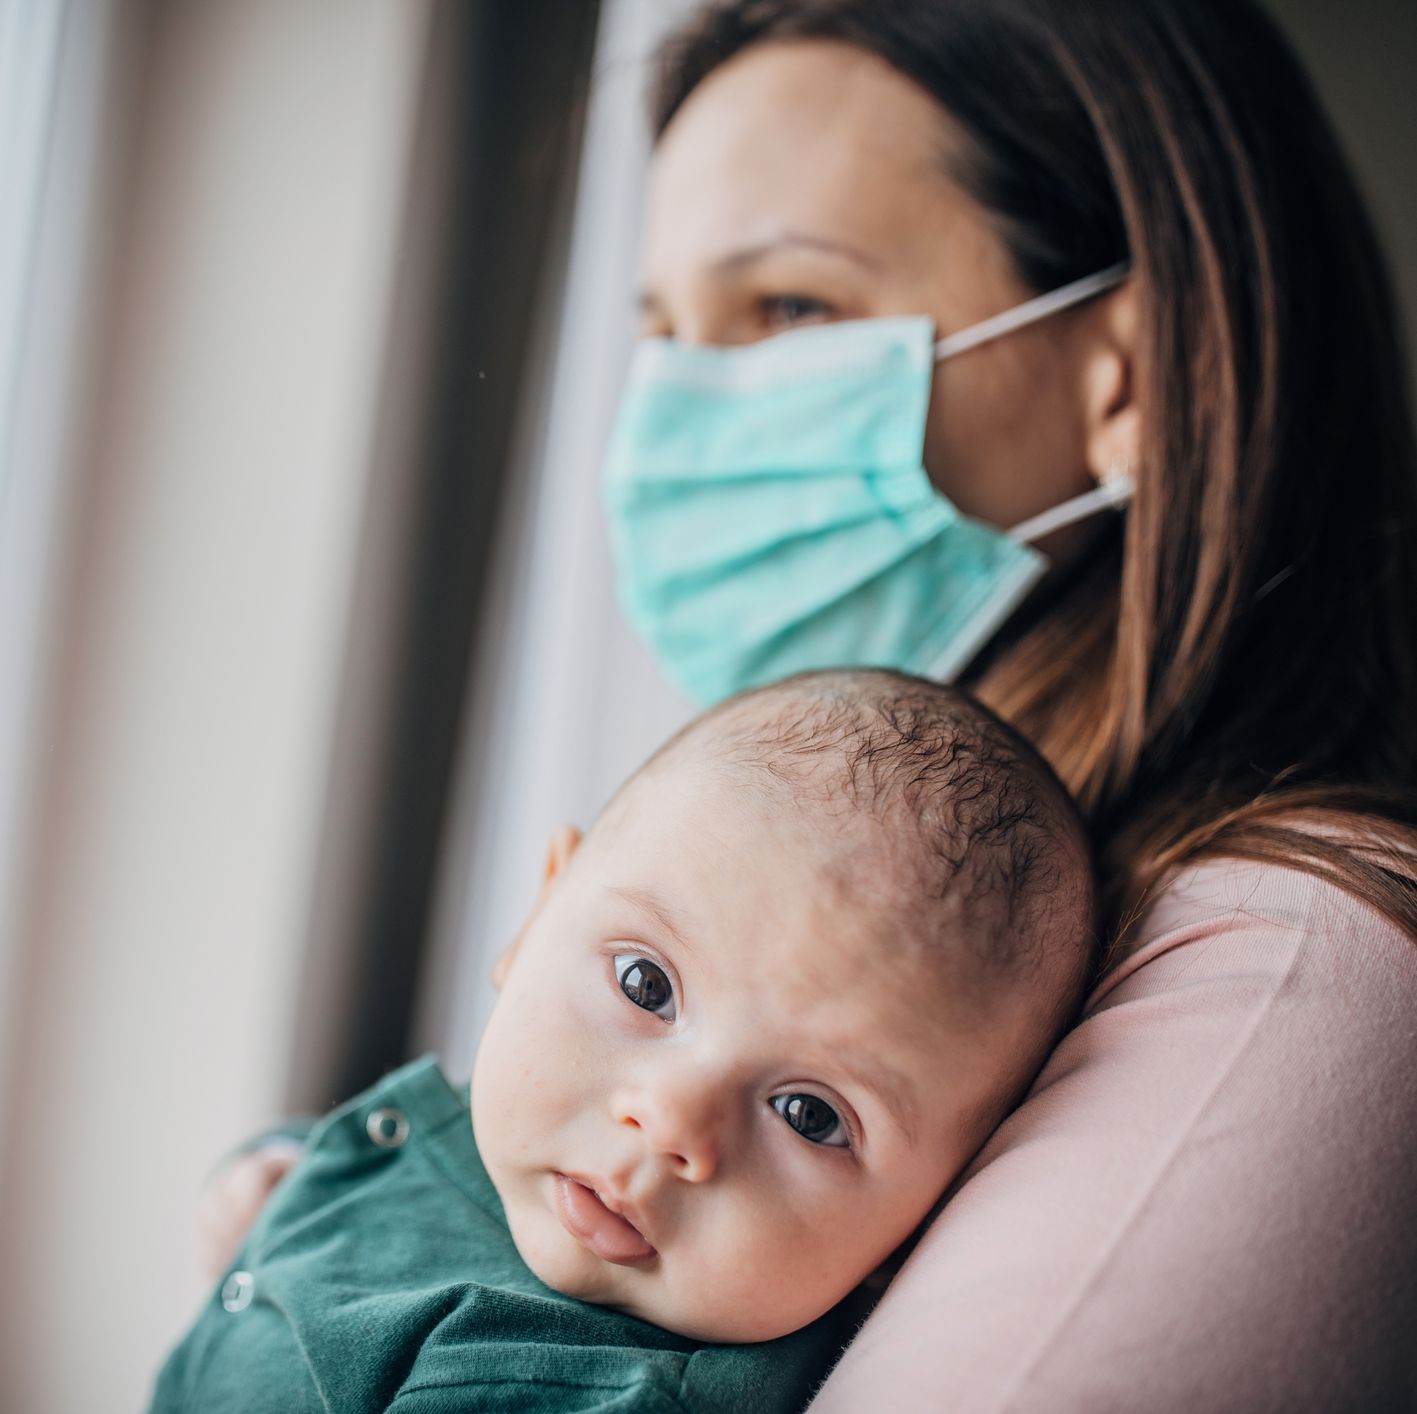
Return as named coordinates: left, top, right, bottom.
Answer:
left=808, top=849, right=1417, bottom=1413
left=1097, top=844, right=1417, bottom=1011
left=1071, top=852, right=1417, bottom=1169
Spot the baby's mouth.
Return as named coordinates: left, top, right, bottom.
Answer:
left=553, top=1174, right=657, bottom=1265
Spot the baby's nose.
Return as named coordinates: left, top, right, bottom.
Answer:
left=610, top=1079, right=721, bottom=1183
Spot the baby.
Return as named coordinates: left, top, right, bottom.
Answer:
left=152, top=668, right=1096, bottom=1412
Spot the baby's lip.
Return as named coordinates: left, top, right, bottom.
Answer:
left=564, top=1172, right=650, bottom=1235
left=554, top=1173, right=657, bottom=1265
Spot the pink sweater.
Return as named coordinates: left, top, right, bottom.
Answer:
left=809, top=856, right=1417, bottom=1411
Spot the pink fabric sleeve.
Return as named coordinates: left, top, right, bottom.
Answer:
left=809, top=857, right=1417, bottom=1412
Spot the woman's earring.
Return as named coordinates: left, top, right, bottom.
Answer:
left=1100, top=454, right=1132, bottom=489
left=1091, top=454, right=1136, bottom=511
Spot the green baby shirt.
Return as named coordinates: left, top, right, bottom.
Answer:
left=149, top=1056, right=862, bottom=1412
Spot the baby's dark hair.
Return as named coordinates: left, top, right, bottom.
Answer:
left=637, top=668, right=1098, bottom=1046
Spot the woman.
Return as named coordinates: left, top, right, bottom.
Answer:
left=605, top=0, right=1417, bottom=1405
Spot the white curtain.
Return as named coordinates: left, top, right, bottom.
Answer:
left=0, top=0, right=115, bottom=1103
left=419, top=0, right=701, bottom=1068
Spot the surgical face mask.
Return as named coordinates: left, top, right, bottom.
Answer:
left=602, top=263, right=1134, bottom=707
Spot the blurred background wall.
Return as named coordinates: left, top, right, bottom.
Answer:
left=0, top=0, right=438, bottom=1404
left=0, top=0, right=1411, bottom=1408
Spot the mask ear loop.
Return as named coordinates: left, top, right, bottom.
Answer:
left=932, top=262, right=1132, bottom=361
left=1007, top=460, right=1135, bottom=546
left=929, top=261, right=1135, bottom=547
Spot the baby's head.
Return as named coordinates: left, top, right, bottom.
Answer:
left=472, top=669, right=1095, bottom=1343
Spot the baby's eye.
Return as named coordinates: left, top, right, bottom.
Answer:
left=613, top=954, right=676, bottom=1022
left=761, top=293, right=832, bottom=332
left=771, top=1093, right=848, bottom=1148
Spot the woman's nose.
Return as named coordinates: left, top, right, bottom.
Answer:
left=646, top=292, right=757, bottom=349
left=610, top=1079, right=721, bottom=1183
left=661, top=318, right=729, bottom=349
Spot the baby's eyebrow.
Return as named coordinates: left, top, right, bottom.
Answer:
left=606, top=885, right=696, bottom=955
left=835, top=1054, right=919, bottom=1149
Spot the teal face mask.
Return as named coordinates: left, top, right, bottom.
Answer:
left=602, top=263, right=1133, bottom=707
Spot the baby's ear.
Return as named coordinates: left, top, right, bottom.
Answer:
left=543, top=822, right=582, bottom=884
left=491, top=823, right=583, bottom=990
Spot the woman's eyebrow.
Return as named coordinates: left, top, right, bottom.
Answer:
left=707, top=231, right=883, bottom=275
left=637, top=232, right=881, bottom=316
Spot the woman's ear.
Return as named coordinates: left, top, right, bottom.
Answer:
left=1080, top=279, right=1142, bottom=483
left=490, top=823, right=584, bottom=990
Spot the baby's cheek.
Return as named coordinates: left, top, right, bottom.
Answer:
left=475, top=989, right=606, bottom=1154
left=663, top=1203, right=845, bottom=1343
left=507, top=1203, right=597, bottom=1297
left=472, top=1010, right=551, bottom=1151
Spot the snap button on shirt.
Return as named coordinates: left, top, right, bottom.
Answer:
left=220, top=1271, right=254, bottom=1313
left=367, top=1106, right=409, bottom=1149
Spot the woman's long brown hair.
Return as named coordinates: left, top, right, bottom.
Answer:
left=651, top=0, right=1417, bottom=946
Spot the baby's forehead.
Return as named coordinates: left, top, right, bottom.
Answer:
left=620, top=736, right=909, bottom=890
left=651, top=704, right=887, bottom=829
left=591, top=751, right=1010, bottom=1064
left=600, top=676, right=1086, bottom=954
left=715, top=888, right=938, bottom=1015
left=611, top=720, right=974, bottom=927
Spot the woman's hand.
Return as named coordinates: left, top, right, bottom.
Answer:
left=196, top=1142, right=303, bottom=1280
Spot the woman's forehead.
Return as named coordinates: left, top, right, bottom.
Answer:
left=643, top=40, right=959, bottom=281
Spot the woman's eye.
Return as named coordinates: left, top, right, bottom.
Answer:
left=761, top=294, right=832, bottom=331
left=771, top=1093, right=848, bottom=1148
left=613, top=954, right=676, bottom=1021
